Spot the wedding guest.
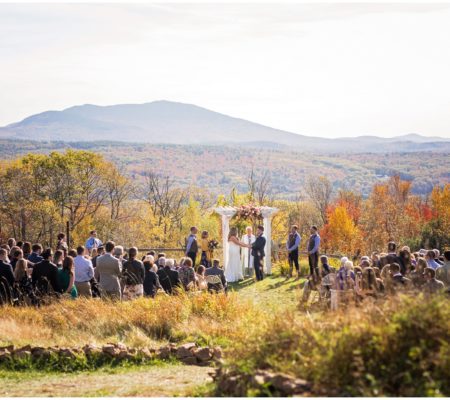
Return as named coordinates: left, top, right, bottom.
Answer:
left=433, top=249, right=444, bottom=266
left=58, top=256, right=77, bottom=298
left=56, top=233, right=69, bottom=256
left=205, top=259, right=227, bottom=292
left=0, top=248, right=14, bottom=287
left=409, top=257, right=427, bottom=289
left=196, top=265, right=208, bottom=291
left=179, top=258, right=196, bottom=291
left=320, top=255, right=334, bottom=276
left=22, top=242, right=32, bottom=259
left=422, top=267, right=445, bottom=295
left=436, top=250, right=450, bottom=289
left=73, top=246, right=94, bottom=297
left=143, top=255, right=161, bottom=298
left=390, top=263, right=411, bottom=292
left=68, top=248, right=77, bottom=258
left=307, top=226, right=320, bottom=278
left=31, top=248, right=61, bottom=292
left=95, top=241, right=122, bottom=300
left=28, top=244, right=43, bottom=264
left=286, top=225, right=301, bottom=278
left=85, top=230, right=102, bottom=253
left=425, top=250, right=440, bottom=270
left=185, top=226, right=198, bottom=267
left=53, top=249, right=64, bottom=268
left=7, top=238, right=16, bottom=249
left=13, top=258, right=29, bottom=284
left=200, top=231, right=211, bottom=268
left=92, top=246, right=104, bottom=268
left=122, top=247, right=145, bottom=300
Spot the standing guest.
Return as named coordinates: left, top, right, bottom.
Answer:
left=31, top=248, right=61, bottom=292
left=241, top=226, right=256, bottom=277
left=22, top=242, right=32, bottom=259
left=185, top=226, right=199, bottom=267
left=196, top=265, right=208, bottom=291
left=113, top=245, right=125, bottom=262
left=200, top=231, right=211, bottom=268
left=320, top=255, right=335, bottom=277
left=251, top=225, right=266, bottom=281
left=286, top=225, right=301, bottom=278
left=422, top=267, right=445, bottom=295
left=53, top=250, right=64, bottom=268
left=381, top=242, right=404, bottom=273
left=409, top=257, right=427, bottom=289
left=143, top=255, right=161, bottom=298
left=14, top=259, right=30, bottom=284
left=74, top=246, right=94, bottom=297
left=205, top=259, right=227, bottom=292
left=56, top=233, right=69, bottom=256
left=371, top=252, right=381, bottom=269
left=436, top=250, right=450, bottom=289
left=68, top=248, right=77, bottom=258
left=156, top=257, right=171, bottom=294
left=425, top=250, right=440, bottom=270
left=0, top=248, right=15, bottom=287
left=28, top=244, right=43, bottom=264
left=307, top=226, right=321, bottom=278
left=58, top=256, right=78, bottom=298
left=95, top=241, right=122, bottom=300
left=10, top=249, right=23, bottom=270
left=85, top=230, right=102, bottom=253
left=122, top=247, right=145, bottom=300
left=179, top=258, right=196, bottom=290
left=92, top=246, right=104, bottom=269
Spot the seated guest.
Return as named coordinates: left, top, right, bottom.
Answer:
left=436, top=250, right=450, bottom=289
left=389, top=262, right=411, bottom=291
left=31, top=248, right=61, bottom=292
left=95, top=241, right=122, bottom=300
left=58, top=256, right=78, bottom=298
left=205, top=259, right=227, bottom=293
left=423, top=267, right=445, bottom=295
left=179, top=258, right=196, bottom=291
left=122, top=247, right=145, bottom=300
left=424, top=250, right=440, bottom=270
left=433, top=249, right=444, bottom=266
left=143, top=255, right=162, bottom=298
left=0, top=248, right=15, bottom=287
left=85, top=230, right=102, bottom=253
left=28, top=244, right=43, bottom=264
left=196, top=265, right=208, bottom=291
left=74, top=246, right=94, bottom=298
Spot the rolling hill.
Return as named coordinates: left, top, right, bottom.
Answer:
left=1, top=100, right=449, bottom=153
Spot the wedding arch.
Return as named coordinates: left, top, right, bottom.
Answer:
left=214, top=206, right=279, bottom=274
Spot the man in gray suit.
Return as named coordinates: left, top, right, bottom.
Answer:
left=205, top=259, right=227, bottom=292
left=95, top=241, right=122, bottom=300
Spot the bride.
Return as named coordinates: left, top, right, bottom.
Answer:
left=225, top=227, right=249, bottom=283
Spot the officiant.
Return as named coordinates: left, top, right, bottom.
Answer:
left=241, top=226, right=256, bottom=277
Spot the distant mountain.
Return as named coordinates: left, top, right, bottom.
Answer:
left=1, top=100, right=449, bottom=153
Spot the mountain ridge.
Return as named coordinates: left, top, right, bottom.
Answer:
left=1, top=100, right=449, bottom=152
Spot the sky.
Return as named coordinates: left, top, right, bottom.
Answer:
left=1, top=2, right=450, bottom=138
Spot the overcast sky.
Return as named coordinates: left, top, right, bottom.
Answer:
left=1, top=2, right=450, bottom=138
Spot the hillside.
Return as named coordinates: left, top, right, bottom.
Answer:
left=1, top=139, right=448, bottom=197
left=1, top=101, right=449, bottom=153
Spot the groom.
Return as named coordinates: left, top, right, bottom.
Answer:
left=251, top=225, right=266, bottom=281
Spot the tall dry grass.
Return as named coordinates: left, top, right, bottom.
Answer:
left=0, top=292, right=266, bottom=349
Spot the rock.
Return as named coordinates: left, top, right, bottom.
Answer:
left=182, top=356, right=198, bottom=365
left=176, top=343, right=196, bottom=359
left=31, top=347, right=51, bottom=359
left=102, top=344, right=119, bottom=357
left=14, top=350, right=31, bottom=360
left=138, top=348, right=152, bottom=359
left=83, top=344, right=101, bottom=357
left=58, top=348, right=76, bottom=359
left=0, top=345, right=14, bottom=353
left=212, top=346, right=223, bottom=360
left=15, top=345, right=32, bottom=353
left=159, top=346, right=171, bottom=360
left=194, top=347, right=213, bottom=362
left=117, top=350, right=132, bottom=360
left=116, top=342, right=127, bottom=351
left=0, top=350, right=11, bottom=362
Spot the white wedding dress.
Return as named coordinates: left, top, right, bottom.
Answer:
left=225, top=240, right=244, bottom=282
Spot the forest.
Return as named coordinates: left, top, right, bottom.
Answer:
left=0, top=149, right=448, bottom=253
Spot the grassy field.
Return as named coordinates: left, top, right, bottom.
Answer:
left=0, top=263, right=449, bottom=396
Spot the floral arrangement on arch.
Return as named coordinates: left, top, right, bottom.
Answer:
left=235, top=204, right=263, bottom=221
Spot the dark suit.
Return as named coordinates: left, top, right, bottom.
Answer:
left=252, top=235, right=266, bottom=281
left=143, top=268, right=161, bottom=298
left=205, top=265, right=227, bottom=292
left=157, top=266, right=181, bottom=295
left=0, top=260, right=15, bottom=287
left=31, top=259, right=61, bottom=292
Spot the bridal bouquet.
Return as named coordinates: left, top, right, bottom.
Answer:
left=235, top=204, right=262, bottom=220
